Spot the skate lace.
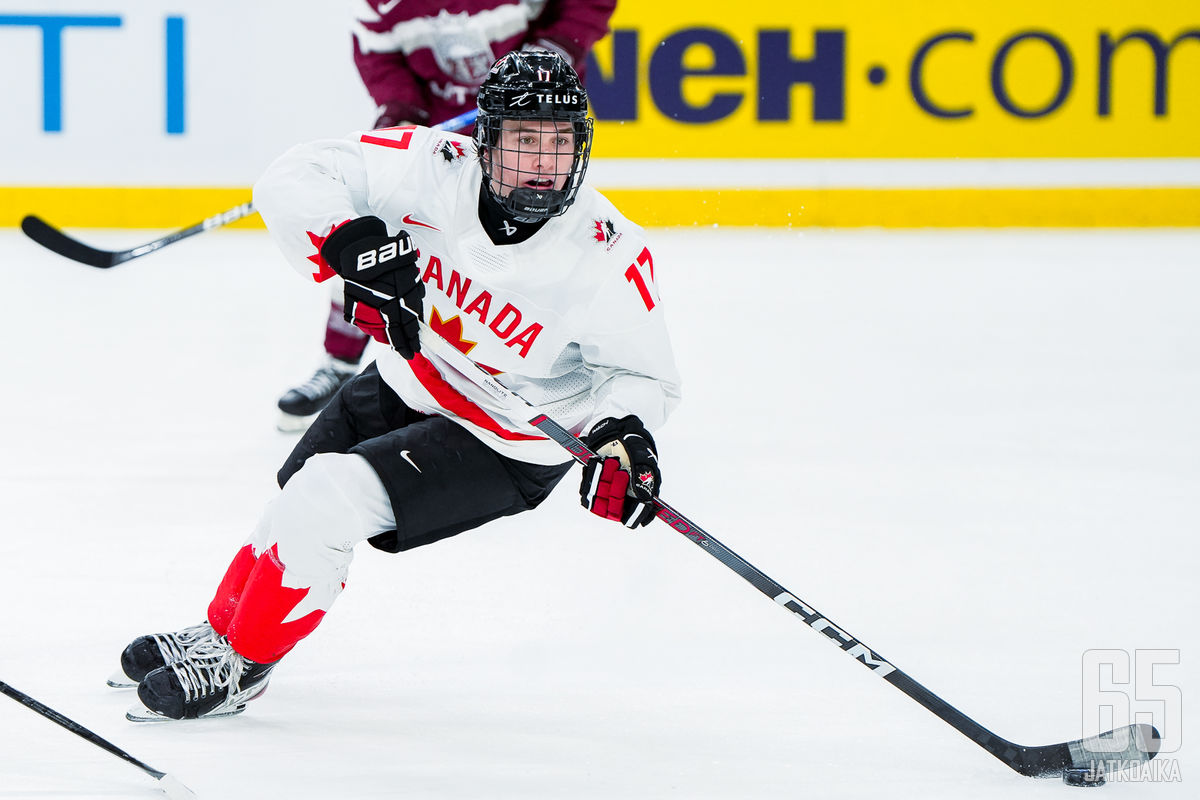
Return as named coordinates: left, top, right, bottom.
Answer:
left=293, top=366, right=344, bottom=401
left=152, top=622, right=218, bottom=664
left=170, top=641, right=247, bottom=702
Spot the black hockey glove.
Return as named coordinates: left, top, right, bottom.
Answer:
left=579, top=415, right=661, bottom=528
left=321, top=216, right=424, bottom=360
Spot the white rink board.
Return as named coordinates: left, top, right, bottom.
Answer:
left=0, top=1, right=371, bottom=186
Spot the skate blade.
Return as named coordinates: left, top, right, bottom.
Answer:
left=125, top=702, right=247, bottom=723
left=276, top=410, right=315, bottom=433
left=106, top=670, right=137, bottom=689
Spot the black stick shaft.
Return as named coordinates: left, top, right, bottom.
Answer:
left=0, top=681, right=166, bottom=779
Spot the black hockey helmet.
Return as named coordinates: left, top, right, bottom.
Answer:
left=474, top=50, right=593, bottom=222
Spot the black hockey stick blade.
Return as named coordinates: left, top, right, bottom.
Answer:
left=0, top=680, right=197, bottom=798
left=885, top=666, right=1161, bottom=776
left=21, top=201, right=256, bottom=269
left=21, top=214, right=124, bottom=268
left=1013, top=722, right=1161, bottom=778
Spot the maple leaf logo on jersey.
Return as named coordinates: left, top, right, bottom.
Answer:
left=428, top=307, right=502, bottom=374
left=304, top=220, right=351, bottom=282
left=439, top=140, right=467, bottom=162
left=592, top=218, right=622, bottom=252
left=428, top=307, right=477, bottom=355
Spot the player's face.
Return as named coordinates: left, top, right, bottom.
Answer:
left=489, top=119, right=576, bottom=197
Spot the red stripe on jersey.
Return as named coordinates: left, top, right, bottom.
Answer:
left=360, top=131, right=413, bottom=150
left=408, top=353, right=544, bottom=442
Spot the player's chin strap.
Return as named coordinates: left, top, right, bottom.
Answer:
left=415, top=320, right=1162, bottom=782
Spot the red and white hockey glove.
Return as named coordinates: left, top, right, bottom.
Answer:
left=320, top=216, right=424, bottom=360
left=579, top=415, right=661, bottom=528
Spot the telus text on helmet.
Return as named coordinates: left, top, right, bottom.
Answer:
left=509, top=92, right=582, bottom=108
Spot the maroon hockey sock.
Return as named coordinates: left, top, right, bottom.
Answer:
left=207, top=544, right=257, bottom=636
left=324, top=300, right=369, bottom=364
left=225, top=544, right=332, bottom=664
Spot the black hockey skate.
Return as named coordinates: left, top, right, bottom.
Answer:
left=109, top=621, right=220, bottom=689
left=129, top=639, right=275, bottom=722
left=276, top=357, right=358, bottom=431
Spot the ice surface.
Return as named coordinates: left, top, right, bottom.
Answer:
left=0, top=227, right=1195, bottom=799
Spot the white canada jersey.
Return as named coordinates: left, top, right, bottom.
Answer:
left=254, top=125, right=681, bottom=465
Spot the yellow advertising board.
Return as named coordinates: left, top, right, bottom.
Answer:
left=573, top=0, right=1200, bottom=225
left=586, top=0, right=1200, bottom=158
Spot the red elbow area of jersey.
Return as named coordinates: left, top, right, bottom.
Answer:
left=305, top=219, right=353, bottom=283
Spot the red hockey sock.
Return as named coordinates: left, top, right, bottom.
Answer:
left=225, top=544, right=331, bottom=664
left=207, top=544, right=258, bottom=636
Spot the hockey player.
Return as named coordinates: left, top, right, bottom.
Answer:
left=120, top=51, right=681, bottom=721
left=276, top=0, right=617, bottom=431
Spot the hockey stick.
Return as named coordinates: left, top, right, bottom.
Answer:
left=20, top=107, right=480, bottom=269
left=21, top=202, right=257, bottom=269
left=417, top=323, right=1161, bottom=781
left=0, top=680, right=197, bottom=798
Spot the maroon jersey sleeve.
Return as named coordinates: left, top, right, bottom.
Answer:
left=525, top=0, right=618, bottom=69
left=351, top=0, right=616, bottom=130
left=353, top=48, right=432, bottom=128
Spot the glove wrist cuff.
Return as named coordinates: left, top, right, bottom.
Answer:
left=583, top=414, right=656, bottom=452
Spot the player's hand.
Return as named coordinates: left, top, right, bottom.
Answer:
left=373, top=101, right=428, bottom=129
left=321, top=216, right=424, bottom=360
left=579, top=415, right=660, bottom=528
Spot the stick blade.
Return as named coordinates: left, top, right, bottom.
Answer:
left=1016, top=722, right=1162, bottom=778
left=20, top=215, right=123, bottom=268
left=157, top=773, right=198, bottom=800
left=1066, top=723, right=1162, bottom=769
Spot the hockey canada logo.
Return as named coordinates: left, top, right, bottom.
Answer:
left=439, top=140, right=467, bottom=162
left=592, top=218, right=621, bottom=251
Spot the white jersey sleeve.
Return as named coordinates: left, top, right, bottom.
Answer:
left=572, top=204, right=680, bottom=434
left=253, top=127, right=428, bottom=282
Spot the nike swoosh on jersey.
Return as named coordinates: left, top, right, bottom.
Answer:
left=378, top=0, right=402, bottom=14
left=402, top=213, right=441, bottom=231
left=400, top=450, right=422, bottom=472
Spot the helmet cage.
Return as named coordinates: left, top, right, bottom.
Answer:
left=474, top=52, right=593, bottom=222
